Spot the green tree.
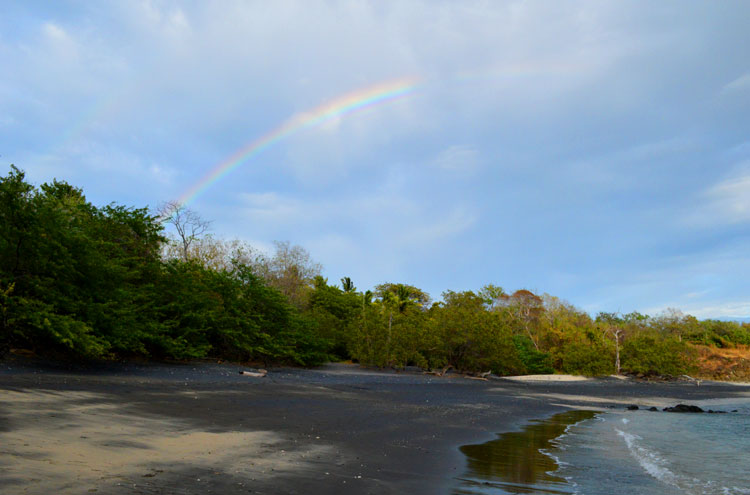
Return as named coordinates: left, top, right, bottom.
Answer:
left=308, top=276, right=360, bottom=358
left=621, top=331, right=695, bottom=376
left=478, top=284, right=507, bottom=310
left=429, top=291, right=523, bottom=375
left=340, top=276, right=356, bottom=293
left=0, top=167, right=164, bottom=358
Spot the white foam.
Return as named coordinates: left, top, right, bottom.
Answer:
left=538, top=415, right=601, bottom=493
left=616, top=428, right=680, bottom=487
left=615, top=427, right=746, bottom=494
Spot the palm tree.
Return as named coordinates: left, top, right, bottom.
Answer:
left=376, top=284, right=424, bottom=366
left=375, top=283, right=429, bottom=312
left=395, top=284, right=414, bottom=313
left=341, top=276, right=356, bottom=293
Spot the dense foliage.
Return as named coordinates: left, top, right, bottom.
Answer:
left=0, top=167, right=328, bottom=365
left=2, top=167, right=749, bottom=375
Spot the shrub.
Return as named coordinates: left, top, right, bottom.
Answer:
left=513, top=335, right=554, bottom=374
left=621, top=332, right=695, bottom=376
left=555, top=341, right=613, bottom=376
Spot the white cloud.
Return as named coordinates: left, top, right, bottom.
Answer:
left=232, top=187, right=478, bottom=287
left=4, top=1, right=750, bottom=314
left=41, top=22, right=69, bottom=42
left=402, top=207, right=477, bottom=246
left=582, top=241, right=750, bottom=318
left=124, top=0, right=191, bottom=38
left=36, top=21, right=81, bottom=67
left=432, top=145, right=481, bottom=174
left=695, top=162, right=750, bottom=225
left=147, top=163, right=177, bottom=185
left=651, top=300, right=750, bottom=320
left=722, top=72, right=750, bottom=93
left=236, top=188, right=474, bottom=244
left=237, top=192, right=301, bottom=225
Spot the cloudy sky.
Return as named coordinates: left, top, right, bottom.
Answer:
left=2, top=1, right=749, bottom=318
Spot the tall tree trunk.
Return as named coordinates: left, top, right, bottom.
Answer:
left=525, top=323, right=539, bottom=351
left=614, top=329, right=621, bottom=375
left=386, top=311, right=393, bottom=366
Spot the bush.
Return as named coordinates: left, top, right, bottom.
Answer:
left=555, top=341, right=613, bottom=376
left=513, top=335, right=554, bottom=374
left=621, top=332, right=695, bottom=376
left=429, top=292, right=524, bottom=375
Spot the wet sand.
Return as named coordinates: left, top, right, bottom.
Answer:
left=1, top=359, right=749, bottom=494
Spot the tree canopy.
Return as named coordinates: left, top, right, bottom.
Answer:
left=2, top=166, right=747, bottom=377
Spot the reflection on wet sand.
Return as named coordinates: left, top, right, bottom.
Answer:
left=455, top=410, right=597, bottom=494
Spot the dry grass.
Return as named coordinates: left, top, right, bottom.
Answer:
left=693, top=344, right=750, bottom=381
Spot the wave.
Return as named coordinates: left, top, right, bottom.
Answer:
left=615, top=428, right=750, bottom=495
left=539, top=415, right=605, bottom=493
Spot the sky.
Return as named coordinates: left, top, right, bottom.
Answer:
left=1, top=1, right=749, bottom=319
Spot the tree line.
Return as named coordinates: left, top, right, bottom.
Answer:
left=2, top=166, right=749, bottom=376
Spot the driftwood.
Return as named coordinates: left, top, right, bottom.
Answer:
left=239, top=369, right=267, bottom=378
left=424, top=365, right=453, bottom=377
left=424, top=367, right=494, bottom=380
left=680, top=374, right=701, bottom=386
left=464, top=370, right=492, bottom=381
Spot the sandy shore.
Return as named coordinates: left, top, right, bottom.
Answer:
left=1, top=359, right=749, bottom=495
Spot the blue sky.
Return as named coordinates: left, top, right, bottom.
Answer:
left=2, top=1, right=749, bottom=318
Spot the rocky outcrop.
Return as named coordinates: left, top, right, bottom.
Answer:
left=663, top=404, right=704, bottom=413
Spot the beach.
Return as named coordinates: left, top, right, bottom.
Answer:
left=1, top=359, right=749, bottom=495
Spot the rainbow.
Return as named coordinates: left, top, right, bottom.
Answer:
left=175, top=77, right=420, bottom=208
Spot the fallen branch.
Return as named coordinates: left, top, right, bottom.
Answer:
left=239, top=369, right=267, bottom=378
left=423, top=365, right=453, bottom=377
left=464, top=370, right=492, bottom=381
left=680, top=374, right=701, bottom=386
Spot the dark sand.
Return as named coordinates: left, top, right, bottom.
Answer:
left=1, top=359, right=749, bottom=494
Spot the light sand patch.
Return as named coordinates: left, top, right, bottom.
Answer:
left=500, top=374, right=591, bottom=382
left=548, top=396, right=750, bottom=410
left=511, top=392, right=683, bottom=408
left=0, top=389, right=332, bottom=494
left=508, top=389, right=750, bottom=409
left=689, top=395, right=750, bottom=406
left=548, top=403, right=612, bottom=411
left=608, top=374, right=630, bottom=380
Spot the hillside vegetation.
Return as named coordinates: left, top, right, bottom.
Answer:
left=2, top=167, right=749, bottom=378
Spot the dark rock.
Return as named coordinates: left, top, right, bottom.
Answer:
left=663, top=404, right=704, bottom=413
left=708, top=410, right=727, bottom=414
left=648, top=407, right=658, bottom=411
left=627, top=405, right=639, bottom=410
left=732, top=410, right=738, bottom=413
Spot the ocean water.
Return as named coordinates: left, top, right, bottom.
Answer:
left=454, top=402, right=750, bottom=495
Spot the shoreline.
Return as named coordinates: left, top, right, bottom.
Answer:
left=1, top=359, right=749, bottom=494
